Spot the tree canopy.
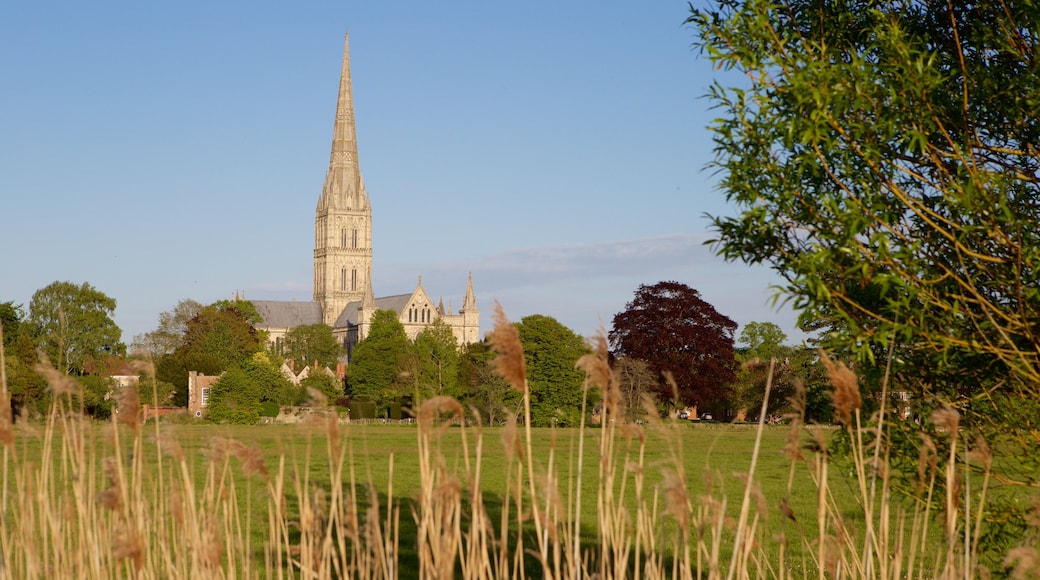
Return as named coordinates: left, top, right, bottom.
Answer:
left=281, top=323, right=343, bottom=370
left=691, top=1, right=1040, bottom=394
left=690, top=0, right=1040, bottom=488
left=609, top=281, right=738, bottom=409
left=153, top=300, right=262, bottom=406
left=737, top=322, right=788, bottom=362
left=411, top=319, right=461, bottom=401
left=515, top=314, right=588, bottom=427
left=346, top=309, right=410, bottom=406
left=28, top=281, right=125, bottom=374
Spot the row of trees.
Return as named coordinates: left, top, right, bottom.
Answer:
left=5, top=280, right=842, bottom=427
left=345, top=310, right=590, bottom=427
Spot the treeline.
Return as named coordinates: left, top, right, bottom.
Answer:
left=5, top=280, right=856, bottom=428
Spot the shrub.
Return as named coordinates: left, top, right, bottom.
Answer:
left=258, top=400, right=280, bottom=418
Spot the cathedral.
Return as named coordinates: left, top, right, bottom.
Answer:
left=253, top=33, right=480, bottom=358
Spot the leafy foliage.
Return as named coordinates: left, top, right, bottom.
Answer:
left=301, top=372, right=344, bottom=405
left=150, top=300, right=263, bottom=407
left=28, top=281, right=125, bottom=374
left=0, top=302, right=24, bottom=349
left=1, top=303, right=48, bottom=417
left=515, top=314, right=588, bottom=427
left=609, top=281, right=738, bottom=409
left=737, top=322, right=787, bottom=362
left=205, top=365, right=261, bottom=424
left=690, top=0, right=1040, bottom=486
left=411, top=319, right=461, bottom=401
left=346, top=310, right=410, bottom=406
left=458, top=340, right=518, bottom=426
left=179, top=304, right=262, bottom=368
left=281, top=323, right=343, bottom=370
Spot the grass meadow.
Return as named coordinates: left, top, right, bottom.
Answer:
left=5, top=421, right=861, bottom=577
left=0, top=310, right=1013, bottom=578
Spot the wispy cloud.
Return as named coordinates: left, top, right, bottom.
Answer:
left=374, top=233, right=810, bottom=342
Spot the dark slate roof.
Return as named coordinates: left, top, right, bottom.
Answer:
left=253, top=300, right=323, bottom=329
left=333, top=293, right=414, bottom=328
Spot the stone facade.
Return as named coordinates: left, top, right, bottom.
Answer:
left=253, top=33, right=479, bottom=359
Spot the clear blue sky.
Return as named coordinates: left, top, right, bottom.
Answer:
left=1, top=0, right=810, bottom=346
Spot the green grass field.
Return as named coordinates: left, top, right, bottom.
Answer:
left=0, top=332, right=996, bottom=578
left=6, top=417, right=880, bottom=577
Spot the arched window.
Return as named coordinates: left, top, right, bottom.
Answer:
left=351, top=269, right=357, bottom=291
left=340, top=268, right=346, bottom=291
left=352, top=229, right=358, bottom=248
left=341, top=228, right=347, bottom=248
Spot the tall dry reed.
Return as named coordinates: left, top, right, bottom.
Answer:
left=0, top=316, right=1018, bottom=578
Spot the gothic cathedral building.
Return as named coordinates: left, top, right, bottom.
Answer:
left=253, top=34, right=480, bottom=358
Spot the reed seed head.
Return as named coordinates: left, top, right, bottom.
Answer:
left=1003, top=546, right=1039, bottom=580
left=115, top=383, right=141, bottom=434
left=662, top=468, right=690, bottom=535
left=418, top=395, right=463, bottom=435
left=114, top=528, right=146, bottom=571
left=820, top=350, right=861, bottom=426
left=931, top=406, right=960, bottom=435
left=35, top=351, right=80, bottom=397
left=489, top=302, right=527, bottom=393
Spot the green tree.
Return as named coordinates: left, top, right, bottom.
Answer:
left=153, top=302, right=260, bottom=407
left=212, top=298, right=263, bottom=324
left=346, top=310, right=410, bottom=407
left=412, top=319, right=461, bottom=401
left=300, top=372, right=344, bottom=405
left=79, top=375, right=115, bottom=420
left=691, top=0, right=1040, bottom=483
left=458, top=340, right=518, bottom=426
left=28, top=281, right=125, bottom=374
left=732, top=322, right=791, bottom=419
left=1, top=302, right=24, bottom=349
left=281, top=323, right=343, bottom=370
left=515, top=315, right=588, bottom=427
left=243, top=352, right=297, bottom=406
left=179, top=304, right=262, bottom=368
left=737, top=322, right=788, bottom=362
left=1, top=306, right=48, bottom=418
left=205, top=365, right=261, bottom=425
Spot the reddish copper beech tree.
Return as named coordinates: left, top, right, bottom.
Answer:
left=608, top=281, right=738, bottom=409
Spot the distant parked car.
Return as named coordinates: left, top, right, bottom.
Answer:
left=677, top=410, right=690, bottom=420
left=700, top=413, right=714, bottom=421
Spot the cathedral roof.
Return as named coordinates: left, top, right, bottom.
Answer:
left=253, top=300, right=323, bottom=329
left=333, top=293, right=413, bottom=328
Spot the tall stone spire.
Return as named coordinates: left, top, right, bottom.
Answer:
left=314, top=32, right=374, bottom=326
left=461, top=272, right=477, bottom=312
left=318, top=32, right=368, bottom=212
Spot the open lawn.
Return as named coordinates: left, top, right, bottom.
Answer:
left=3, top=414, right=946, bottom=578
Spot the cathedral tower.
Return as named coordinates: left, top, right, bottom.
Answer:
left=314, top=33, right=373, bottom=325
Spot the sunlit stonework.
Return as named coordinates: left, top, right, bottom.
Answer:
left=253, top=33, right=479, bottom=360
